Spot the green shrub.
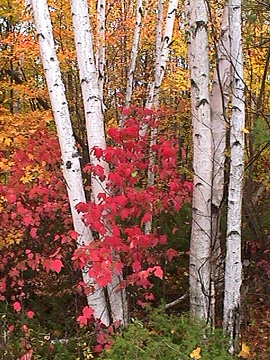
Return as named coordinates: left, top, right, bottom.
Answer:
left=100, top=308, right=236, bottom=360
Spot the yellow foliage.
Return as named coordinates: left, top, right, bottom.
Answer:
left=237, top=343, right=251, bottom=358
left=0, top=196, right=7, bottom=213
left=0, top=227, right=23, bottom=250
left=0, top=159, right=14, bottom=171
left=20, top=164, right=44, bottom=184
left=106, top=117, right=118, bottom=129
left=190, top=347, right=202, bottom=359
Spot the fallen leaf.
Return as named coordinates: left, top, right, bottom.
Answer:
left=190, top=347, right=201, bottom=359
left=238, top=342, right=251, bottom=358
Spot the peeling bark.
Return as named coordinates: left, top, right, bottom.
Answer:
left=210, top=3, right=231, bottom=325
left=223, top=0, right=245, bottom=352
left=143, top=0, right=178, bottom=233
left=144, top=0, right=164, bottom=234
left=31, top=0, right=109, bottom=325
left=71, top=0, right=128, bottom=325
left=188, top=0, right=212, bottom=321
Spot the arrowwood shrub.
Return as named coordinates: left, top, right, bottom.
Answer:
left=0, top=107, right=192, bottom=356
left=0, top=121, right=79, bottom=319
left=74, top=107, right=192, bottom=325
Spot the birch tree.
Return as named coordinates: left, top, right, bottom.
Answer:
left=211, top=3, right=230, bottom=251
left=96, top=0, right=106, bottom=96
left=188, top=0, right=212, bottom=321
left=71, top=0, right=128, bottom=325
left=210, top=3, right=231, bottom=323
left=143, top=0, right=178, bottom=233
left=143, top=0, right=164, bottom=234
left=223, top=0, right=245, bottom=351
left=124, top=0, right=143, bottom=109
left=31, top=0, right=110, bottom=326
left=147, top=0, right=179, bottom=109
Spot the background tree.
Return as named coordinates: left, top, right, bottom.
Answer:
left=188, top=0, right=212, bottom=321
left=223, top=0, right=245, bottom=351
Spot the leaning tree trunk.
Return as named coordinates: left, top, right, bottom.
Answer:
left=143, top=0, right=164, bottom=234
left=188, top=0, right=212, bottom=321
left=211, top=3, right=230, bottom=258
left=31, top=0, right=110, bottom=325
left=145, top=0, right=164, bottom=110
left=71, top=0, right=128, bottom=325
left=143, top=0, right=178, bottom=233
left=210, top=3, right=231, bottom=325
left=124, top=0, right=143, bottom=109
left=223, top=0, right=245, bottom=353
left=96, top=0, right=106, bottom=96
left=147, top=0, right=179, bottom=108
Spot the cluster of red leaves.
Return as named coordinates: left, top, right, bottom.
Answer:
left=0, top=124, right=75, bottom=310
left=74, top=108, right=192, bottom=314
left=0, top=108, right=192, bottom=357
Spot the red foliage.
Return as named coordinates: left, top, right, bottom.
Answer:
left=0, top=107, right=192, bottom=347
left=0, top=124, right=74, bottom=305
left=74, top=108, right=192, bottom=316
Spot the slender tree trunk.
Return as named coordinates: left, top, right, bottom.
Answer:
left=139, top=0, right=178, bottom=138
left=223, top=0, right=245, bottom=352
left=143, top=0, right=164, bottom=234
left=142, top=0, right=178, bottom=233
left=147, top=0, right=179, bottom=109
left=210, top=3, right=231, bottom=325
left=211, top=3, right=230, bottom=245
left=146, top=0, right=164, bottom=109
left=71, top=0, right=128, bottom=325
left=188, top=0, right=212, bottom=321
left=124, top=0, right=143, bottom=109
left=96, top=0, right=106, bottom=96
left=31, top=0, right=110, bottom=325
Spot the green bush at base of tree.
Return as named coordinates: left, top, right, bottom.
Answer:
left=100, top=308, right=237, bottom=360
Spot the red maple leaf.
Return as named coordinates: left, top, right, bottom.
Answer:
left=153, top=266, right=163, bottom=279
left=13, top=301, right=21, bottom=312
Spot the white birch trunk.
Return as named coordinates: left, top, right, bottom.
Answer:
left=188, top=0, right=212, bottom=320
left=143, top=0, right=178, bottom=233
left=71, top=0, right=128, bottom=325
left=147, top=0, right=179, bottom=109
left=223, top=0, right=245, bottom=352
left=210, top=3, right=231, bottom=325
left=31, top=0, right=110, bottom=325
left=139, top=0, right=178, bottom=140
left=143, top=0, right=164, bottom=234
left=211, top=6, right=230, bottom=212
left=96, top=0, right=106, bottom=96
left=124, top=0, right=143, bottom=109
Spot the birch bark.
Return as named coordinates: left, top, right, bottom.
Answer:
left=143, top=0, right=164, bottom=234
left=142, top=0, right=178, bottom=233
left=124, top=0, right=143, bottom=109
left=71, top=0, right=128, bottom=325
left=223, top=0, right=245, bottom=352
left=211, top=3, right=230, bottom=240
left=188, top=0, right=212, bottom=320
left=210, top=3, right=231, bottom=324
left=31, top=0, right=110, bottom=325
left=147, top=0, right=179, bottom=109
left=96, top=0, right=106, bottom=96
